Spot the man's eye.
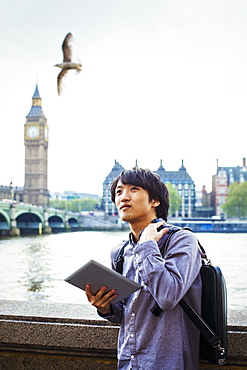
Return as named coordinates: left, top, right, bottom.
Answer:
left=131, top=187, right=138, bottom=191
left=116, top=190, right=122, bottom=195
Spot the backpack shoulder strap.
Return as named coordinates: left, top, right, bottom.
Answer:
left=160, top=227, right=208, bottom=259
left=159, top=226, right=194, bottom=256
left=115, top=240, right=129, bottom=274
left=159, top=227, right=181, bottom=257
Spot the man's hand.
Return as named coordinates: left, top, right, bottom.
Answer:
left=139, top=220, right=169, bottom=244
left=85, top=285, right=117, bottom=315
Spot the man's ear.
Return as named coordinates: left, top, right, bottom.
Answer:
left=151, top=199, right=160, bottom=208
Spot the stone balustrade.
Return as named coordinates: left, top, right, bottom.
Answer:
left=0, top=300, right=246, bottom=369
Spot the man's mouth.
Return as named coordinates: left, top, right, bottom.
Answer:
left=120, top=204, right=131, bottom=211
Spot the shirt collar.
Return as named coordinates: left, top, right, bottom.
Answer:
left=128, top=223, right=168, bottom=248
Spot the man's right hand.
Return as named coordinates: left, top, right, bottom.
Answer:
left=85, top=284, right=117, bottom=315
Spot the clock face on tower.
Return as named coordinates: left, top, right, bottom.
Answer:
left=27, top=125, right=39, bottom=139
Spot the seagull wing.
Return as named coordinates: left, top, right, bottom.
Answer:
left=62, top=32, right=73, bottom=62
left=57, top=69, right=69, bottom=95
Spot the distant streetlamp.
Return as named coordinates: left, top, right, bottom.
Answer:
left=10, top=179, right=14, bottom=202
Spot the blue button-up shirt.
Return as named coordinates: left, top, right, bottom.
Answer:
left=100, top=227, right=202, bottom=370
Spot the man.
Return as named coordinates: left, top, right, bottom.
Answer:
left=86, top=167, right=202, bottom=369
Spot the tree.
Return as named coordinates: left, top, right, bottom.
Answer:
left=50, top=198, right=101, bottom=212
left=222, top=181, right=247, bottom=218
left=49, top=199, right=66, bottom=210
left=165, top=182, right=182, bottom=217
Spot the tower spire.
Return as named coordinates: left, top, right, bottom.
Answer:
left=32, top=85, right=42, bottom=107
left=27, top=85, right=45, bottom=118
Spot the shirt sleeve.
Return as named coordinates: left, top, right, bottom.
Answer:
left=134, top=229, right=201, bottom=310
left=97, top=302, right=123, bottom=323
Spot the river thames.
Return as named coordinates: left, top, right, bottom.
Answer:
left=0, top=231, right=246, bottom=310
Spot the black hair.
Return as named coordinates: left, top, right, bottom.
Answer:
left=111, top=167, right=169, bottom=221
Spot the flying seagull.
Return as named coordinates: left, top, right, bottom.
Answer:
left=55, top=32, right=82, bottom=95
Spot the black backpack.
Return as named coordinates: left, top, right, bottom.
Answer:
left=115, top=227, right=228, bottom=365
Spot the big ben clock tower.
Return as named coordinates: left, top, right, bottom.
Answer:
left=24, top=85, right=49, bottom=207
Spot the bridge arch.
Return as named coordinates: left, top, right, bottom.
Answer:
left=0, top=210, right=10, bottom=230
left=68, top=217, right=79, bottom=229
left=48, top=215, right=65, bottom=231
left=15, top=209, right=44, bottom=223
left=16, top=212, right=43, bottom=235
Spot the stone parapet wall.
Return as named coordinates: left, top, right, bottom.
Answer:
left=0, top=301, right=246, bottom=369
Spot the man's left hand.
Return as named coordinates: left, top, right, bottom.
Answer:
left=139, top=221, right=169, bottom=243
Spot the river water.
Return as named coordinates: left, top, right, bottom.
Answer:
left=0, top=231, right=246, bottom=311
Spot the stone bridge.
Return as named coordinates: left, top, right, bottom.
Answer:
left=0, top=201, right=82, bottom=236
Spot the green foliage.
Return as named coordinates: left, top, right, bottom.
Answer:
left=50, top=198, right=101, bottom=212
left=165, top=182, right=182, bottom=216
left=222, top=181, right=247, bottom=218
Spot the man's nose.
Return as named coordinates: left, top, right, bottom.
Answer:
left=120, top=189, right=130, bottom=201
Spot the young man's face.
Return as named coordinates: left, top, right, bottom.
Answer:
left=115, top=181, right=159, bottom=225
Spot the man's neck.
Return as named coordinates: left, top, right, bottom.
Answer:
left=129, top=217, right=154, bottom=243
left=130, top=226, right=142, bottom=243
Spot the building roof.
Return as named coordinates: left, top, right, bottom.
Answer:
left=32, top=85, right=41, bottom=99
left=155, top=159, right=194, bottom=184
left=26, top=106, right=45, bottom=118
left=103, top=159, right=195, bottom=187
left=104, top=160, right=125, bottom=183
left=218, top=165, right=247, bottom=183
left=26, top=85, right=46, bottom=119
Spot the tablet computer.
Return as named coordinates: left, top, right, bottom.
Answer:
left=65, top=259, right=142, bottom=304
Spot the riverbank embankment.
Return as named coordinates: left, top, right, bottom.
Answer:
left=81, top=214, right=247, bottom=233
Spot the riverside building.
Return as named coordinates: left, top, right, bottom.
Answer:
left=102, top=160, right=196, bottom=218
left=212, top=157, right=247, bottom=216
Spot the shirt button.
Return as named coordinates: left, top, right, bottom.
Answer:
left=132, top=312, right=135, bottom=317
left=130, top=334, right=134, bottom=337
left=131, top=355, right=135, bottom=359
left=136, top=253, right=139, bottom=258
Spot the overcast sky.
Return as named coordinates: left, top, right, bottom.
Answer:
left=1, top=0, right=247, bottom=196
